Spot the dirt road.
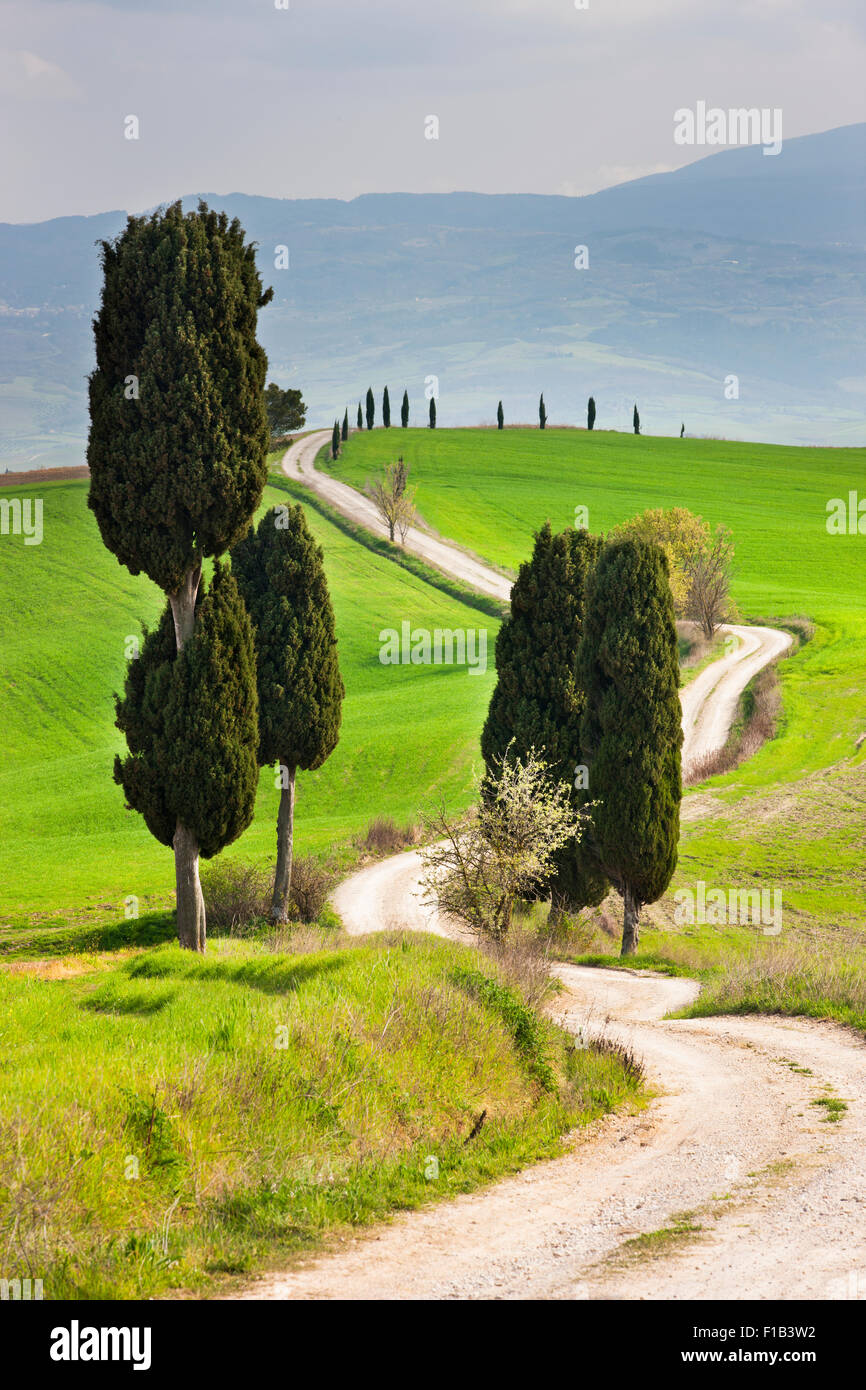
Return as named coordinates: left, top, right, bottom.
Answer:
left=282, top=430, right=792, bottom=768
left=681, top=623, right=792, bottom=768
left=230, top=435, right=860, bottom=1303
left=282, top=430, right=511, bottom=603
left=240, top=934, right=866, bottom=1300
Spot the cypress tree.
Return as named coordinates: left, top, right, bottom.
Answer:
left=357, top=402, right=363, bottom=430
left=482, top=523, right=607, bottom=915
left=331, top=419, right=340, bottom=460
left=401, top=389, right=409, bottom=428
left=232, top=504, right=344, bottom=921
left=342, top=408, right=349, bottom=442
left=87, top=200, right=271, bottom=949
left=383, top=385, right=391, bottom=428
left=578, top=539, right=682, bottom=955
left=114, top=566, right=260, bottom=951
left=497, top=400, right=504, bottom=430
left=429, top=396, right=436, bottom=429
left=633, top=404, right=640, bottom=435
left=539, top=393, right=547, bottom=430
left=587, top=396, right=596, bottom=431
left=365, top=386, right=375, bottom=430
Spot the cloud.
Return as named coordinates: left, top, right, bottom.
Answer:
left=0, top=0, right=863, bottom=221
left=0, top=47, right=80, bottom=99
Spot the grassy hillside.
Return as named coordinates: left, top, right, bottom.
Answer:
left=0, top=930, right=642, bottom=1298
left=0, top=474, right=497, bottom=923
left=330, top=427, right=866, bottom=946
left=3, top=427, right=863, bottom=952
left=329, top=428, right=866, bottom=779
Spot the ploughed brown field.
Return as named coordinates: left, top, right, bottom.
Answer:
left=0, top=466, right=89, bottom=486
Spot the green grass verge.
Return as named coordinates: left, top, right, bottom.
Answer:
left=0, top=932, right=642, bottom=1299
left=276, top=463, right=507, bottom=620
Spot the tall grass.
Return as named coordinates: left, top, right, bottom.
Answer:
left=0, top=932, right=642, bottom=1299
left=679, top=935, right=866, bottom=1032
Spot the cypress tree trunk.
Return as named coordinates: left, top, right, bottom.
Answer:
left=621, top=883, right=641, bottom=956
left=271, top=765, right=297, bottom=922
left=168, top=559, right=205, bottom=952
left=174, top=821, right=206, bottom=951
left=168, top=561, right=202, bottom=648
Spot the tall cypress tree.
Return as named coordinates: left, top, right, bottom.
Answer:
left=633, top=404, right=641, bottom=435
left=578, top=539, right=682, bottom=955
left=539, top=393, right=547, bottom=429
left=429, top=396, right=436, bottom=429
left=331, top=420, right=340, bottom=460
left=365, top=387, right=375, bottom=430
left=342, top=408, right=349, bottom=442
left=401, top=389, right=409, bottom=428
left=497, top=400, right=504, bottom=430
left=233, top=504, right=344, bottom=921
left=87, top=200, right=270, bottom=948
left=357, top=402, right=363, bottom=430
left=383, top=385, right=391, bottom=428
left=587, top=396, right=596, bottom=431
left=114, top=566, right=260, bottom=951
left=482, top=523, right=607, bottom=914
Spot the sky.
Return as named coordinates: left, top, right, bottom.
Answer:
left=1, top=0, right=865, bottom=224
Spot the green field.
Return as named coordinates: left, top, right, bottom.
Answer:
left=328, top=427, right=866, bottom=943
left=3, top=426, right=864, bottom=948
left=0, top=472, right=496, bottom=925
left=328, top=428, right=865, bottom=776
left=2, top=425, right=865, bottom=1299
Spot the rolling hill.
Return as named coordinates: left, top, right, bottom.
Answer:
left=0, top=470, right=497, bottom=924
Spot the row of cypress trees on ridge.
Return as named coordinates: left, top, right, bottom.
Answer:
left=482, top=521, right=682, bottom=955
left=87, top=201, right=343, bottom=952
left=343, top=392, right=636, bottom=433
left=353, top=387, right=434, bottom=432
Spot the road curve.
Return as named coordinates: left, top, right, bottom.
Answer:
left=246, top=860, right=866, bottom=1303
left=282, top=431, right=792, bottom=770
left=681, top=623, right=792, bottom=769
left=283, top=430, right=511, bottom=603
left=225, top=435, right=866, bottom=1304
left=238, top=916, right=866, bottom=1300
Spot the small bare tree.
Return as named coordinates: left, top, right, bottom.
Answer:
left=685, top=524, right=735, bottom=638
left=420, top=745, right=592, bottom=940
left=366, top=458, right=417, bottom=544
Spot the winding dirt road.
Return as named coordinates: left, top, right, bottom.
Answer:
left=282, top=430, right=792, bottom=770
left=283, top=429, right=511, bottom=603
left=232, top=432, right=866, bottom=1303
left=681, top=623, right=792, bottom=769
left=242, top=920, right=866, bottom=1300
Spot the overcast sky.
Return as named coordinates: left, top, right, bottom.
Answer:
left=2, top=0, right=864, bottom=224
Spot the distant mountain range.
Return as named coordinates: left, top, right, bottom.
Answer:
left=1, top=122, right=864, bottom=469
